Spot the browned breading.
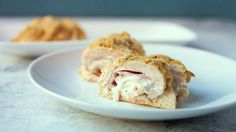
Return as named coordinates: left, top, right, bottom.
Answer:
left=148, top=54, right=194, bottom=99
left=12, top=16, right=86, bottom=42
left=88, top=32, right=145, bottom=56
left=148, top=54, right=195, bottom=82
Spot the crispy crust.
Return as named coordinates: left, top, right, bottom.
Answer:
left=88, top=32, right=145, bottom=56
left=148, top=54, right=194, bottom=82
left=12, top=16, right=86, bottom=42
left=148, top=54, right=194, bottom=99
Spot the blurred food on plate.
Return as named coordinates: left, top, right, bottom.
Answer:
left=12, top=16, right=86, bottom=43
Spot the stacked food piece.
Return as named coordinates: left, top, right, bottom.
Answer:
left=80, top=32, right=145, bottom=82
left=79, top=32, right=194, bottom=109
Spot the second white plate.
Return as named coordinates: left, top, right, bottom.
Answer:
left=0, top=40, right=88, bottom=57
left=28, top=43, right=236, bottom=120
left=0, top=18, right=196, bottom=57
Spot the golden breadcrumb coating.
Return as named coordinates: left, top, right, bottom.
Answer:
left=148, top=54, right=194, bottom=99
left=148, top=54, right=194, bottom=82
left=12, top=16, right=86, bottom=42
left=88, top=32, right=145, bottom=56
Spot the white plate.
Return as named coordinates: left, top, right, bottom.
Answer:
left=0, top=18, right=196, bottom=56
left=28, top=43, right=236, bottom=120
left=0, top=40, right=88, bottom=57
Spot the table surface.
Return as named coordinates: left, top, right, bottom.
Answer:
left=0, top=18, right=236, bottom=132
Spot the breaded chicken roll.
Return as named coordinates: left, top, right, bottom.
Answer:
left=98, top=54, right=194, bottom=109
left=80, top=32, right=145, bottom=82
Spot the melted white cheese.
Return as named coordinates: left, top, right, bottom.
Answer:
left=111, top=74, right=152, bottom=100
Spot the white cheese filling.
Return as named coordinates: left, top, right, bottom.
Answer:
left=111, top=74, right=153, bottom=100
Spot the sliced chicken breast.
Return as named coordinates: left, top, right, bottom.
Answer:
left=148, top=55, right=194, bottom=100
left=98, top=54, right=194, bottom=109
left=80, top=32, right=145, bottom=82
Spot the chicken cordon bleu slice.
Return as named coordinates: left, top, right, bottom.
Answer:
left=98, top=54, right=194, bottom=109
left=79, top=32, right=145, bottom=82
left=148, top=55, right=194, bottom=100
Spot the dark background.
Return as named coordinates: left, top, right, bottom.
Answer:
left=0, top=0, right=235, bottom=18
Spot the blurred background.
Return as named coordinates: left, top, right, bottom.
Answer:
left=0, top=0, right=236, bottom=59
left=0, top=0, right=235, bottom=19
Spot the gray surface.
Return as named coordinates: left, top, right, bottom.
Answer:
left=0, top=18, right=236, bottom=132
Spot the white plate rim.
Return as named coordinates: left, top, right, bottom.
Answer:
left=0, top=39, right=89, bottom=46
